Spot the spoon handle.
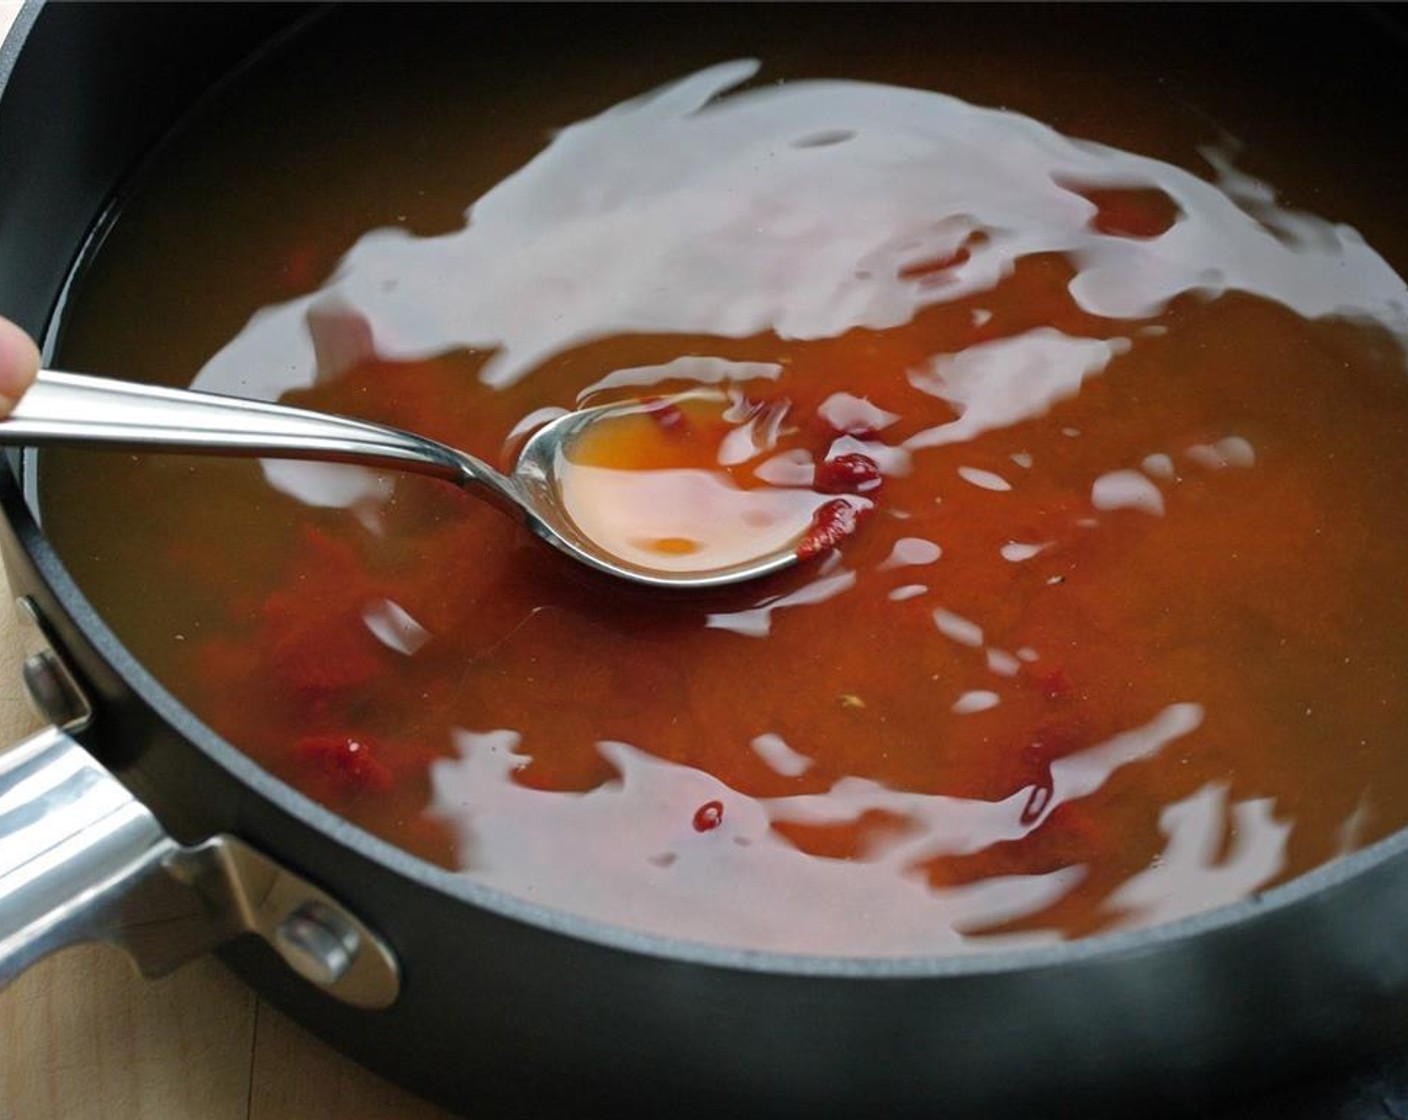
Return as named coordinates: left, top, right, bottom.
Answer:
left=2, top=369, right=511, bottom=496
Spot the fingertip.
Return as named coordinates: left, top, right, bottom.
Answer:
left=0, top=316, right=40, bottom=403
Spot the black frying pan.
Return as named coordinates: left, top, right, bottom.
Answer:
left=5, top=5, right=1408, bottom=1117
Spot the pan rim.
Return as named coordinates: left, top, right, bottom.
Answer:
left=5, top=0, right=1408, bottom=990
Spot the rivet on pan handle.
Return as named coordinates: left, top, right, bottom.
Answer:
left=0, top=597, right=401, bottom=1009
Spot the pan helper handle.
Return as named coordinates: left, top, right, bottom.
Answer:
left=0, top=600, right=400, bottom=1008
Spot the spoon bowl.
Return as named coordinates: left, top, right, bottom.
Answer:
left=0, top=370, right=820, bottom=590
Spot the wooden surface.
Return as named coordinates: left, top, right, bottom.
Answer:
left=0, top=8, right=451, bottom=1115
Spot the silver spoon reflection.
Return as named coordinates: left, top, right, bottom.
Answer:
left=0, top=370, right=826, bottom=589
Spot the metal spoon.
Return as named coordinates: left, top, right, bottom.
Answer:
left=0, top=370, right=810, bottom=590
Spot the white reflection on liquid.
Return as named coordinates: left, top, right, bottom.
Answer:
left=957, top=466, right=1013, bottom=493
left=428, top=702, right=1203, bottom=953
left=193, top=61, right=1407, bottom=406
left=705, top=564, right=857, bottom=638
left=1104, top=783, right=1290, bottom=930
left=933, top=608, right=984, bottom=649
left=907, top=331, right=1129, bottom=451
left=261, top=458, right=391, bottom=512
left=1091, top=469, right=1165, bottom=517
left=1000, top=541, right=1050, bottom=562
left=749, top=732, right=814, bottom=778
left=576, top=356, right=783, bottom=402
left=880, top=536, right=943, bottom=569
left=817, top=393, right=901, bottom=436
left=953, top=690, right=1001, bottom=715
left=362, top=598, right=433, bottom=656
left=1185, top=436, right=1257, bottom=471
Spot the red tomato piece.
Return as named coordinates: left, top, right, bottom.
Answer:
left=797, top=498, right=865, bottom=559
left=693, top=800, right=725, bottom=831
left=815, top=452, right=883, bottom=495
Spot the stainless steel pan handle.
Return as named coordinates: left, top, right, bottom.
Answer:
left=0, top=598, right=400, bottom=1008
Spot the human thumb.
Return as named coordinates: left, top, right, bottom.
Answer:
left=0, top=316, right=40, bottom=416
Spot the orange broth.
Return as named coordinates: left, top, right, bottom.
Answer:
left=39, top=6, right=1408, bottom=954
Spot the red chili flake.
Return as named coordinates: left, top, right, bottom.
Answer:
left=693, top=800, right=725, bottom=832
left=295, top=735, right=395, bottom=796
left=797, top=498, right=866, bottom=560
left=641, top=396, right=689, bottom=436
left=815, top=452, right=883, bottom=495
